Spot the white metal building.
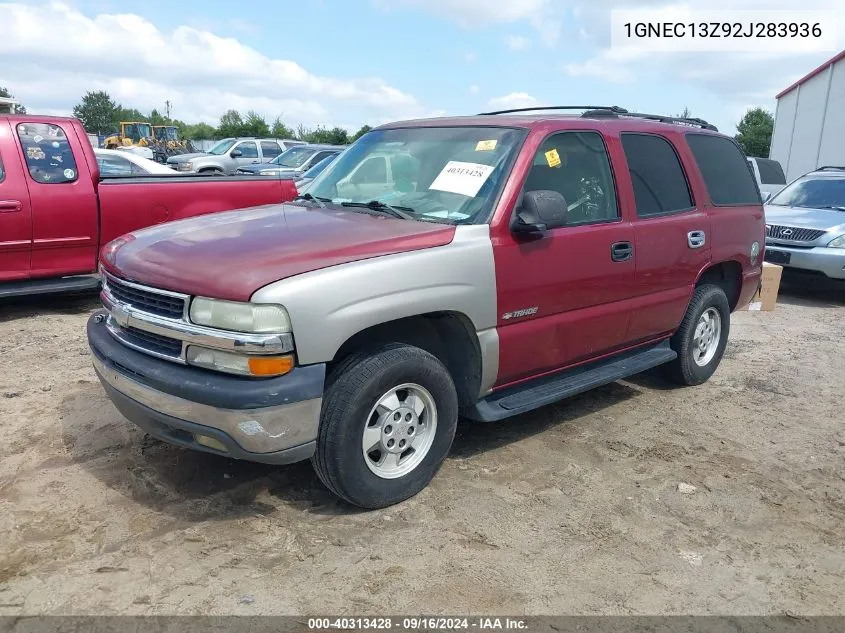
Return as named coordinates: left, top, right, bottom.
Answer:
left=769, top=50, right=845, bottom=181
left=0, top=96, right=19, bottom=114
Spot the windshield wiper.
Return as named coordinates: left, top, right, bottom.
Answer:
left=294, top=193, right=329, bottom=208
left=340, top=200, right=415, bottom=220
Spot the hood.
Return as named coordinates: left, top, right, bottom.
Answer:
left=102, top=203, right=456, bottom=301
left=167, top=152, right=208, bottom=164
left=764, top=204, right=845, bottom=232
left=237, top=164, right=300, bottom=175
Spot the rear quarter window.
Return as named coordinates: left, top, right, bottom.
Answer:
left=757, top=158, right=786, bottom=185
left=17, top=122, right=78, bottom=184
left=686, top=133, right=760, bottom=205
left=0, top=152, right=5, bottom=182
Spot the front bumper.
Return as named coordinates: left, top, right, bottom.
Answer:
left=87, top=310, right=325, bottom=464
left=764, top=243, right=845, bottom=280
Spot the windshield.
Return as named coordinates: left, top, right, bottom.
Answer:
left=125, top=123, right=151, bottom=142
left=209, top=139, right=236, bottom=155
left=307, top=126, right=526, bottom=224
left=768, top=175, right=845, bottom=209
left=303, top=154, right=337, bottom=178
left=271, top=146, right=315, bottom=168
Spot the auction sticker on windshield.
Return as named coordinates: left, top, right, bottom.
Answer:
left=429, top=161, right=494, bottom=197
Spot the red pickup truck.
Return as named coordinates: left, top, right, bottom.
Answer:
left=0, top=115, right=297, bottom=297
left=87, top=106, right=765, bottom=509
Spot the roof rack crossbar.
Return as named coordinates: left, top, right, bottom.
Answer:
left=591, top=110, right=718, bottom=131
left=477, top=105, right=629, bottom=116
left=475, top=104, right=719, bottom=131
left=817, top=165, right=845, bottom=171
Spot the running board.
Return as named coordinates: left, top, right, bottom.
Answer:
left=0, top=275, right=101, bottom=298
left=465, top=340, right=677, bottom=422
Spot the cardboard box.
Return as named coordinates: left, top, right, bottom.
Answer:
left=739, top=261, right=783, bottom=312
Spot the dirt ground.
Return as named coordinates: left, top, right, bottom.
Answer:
left=0, top=274, right=843, bottom=616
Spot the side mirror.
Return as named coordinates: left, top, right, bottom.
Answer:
left=512, top=190, right=568, bottom=235
left=230, top=149, right=243, bottom=158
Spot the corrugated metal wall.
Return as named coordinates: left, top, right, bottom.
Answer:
left=770, top=57, right=845, bottom=181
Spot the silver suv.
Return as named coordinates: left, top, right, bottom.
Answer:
left=167, top=138, right=305, bottom=175
left=763, top=166, right=845, bottom=279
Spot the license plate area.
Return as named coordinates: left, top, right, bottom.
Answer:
left=765, top=249, right=791, bottom=265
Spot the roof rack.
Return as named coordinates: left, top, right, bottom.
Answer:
left=477, top=105, right=629, bottom=116
left=477, top=105, right=718, bottom=131
left=817, top=165, right=845, bottom=171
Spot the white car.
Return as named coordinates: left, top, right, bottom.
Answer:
left=94, top=148, right=179, bottom=176
left=747, top=156, right=787, bottom=201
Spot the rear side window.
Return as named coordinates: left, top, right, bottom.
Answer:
left=261, top=141, right=282, bottom=158
left=0, top=152, right=5, bottom=182
left=757, top=158, right=786, bottom=185
left=17, top=122, right=78, bottom=184
left=687, top=134, right=760, bottom=205
left=620, top=133, right=693, bottom=217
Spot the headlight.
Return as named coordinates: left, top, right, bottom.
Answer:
left=827, top=235, right=845, bottom=248
left=189, top=297, right=291, bottom=333
left=178, top=162, right=192, bottom=171
left=186, top=346, right=294, bottom=377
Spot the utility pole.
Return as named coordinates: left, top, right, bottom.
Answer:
left=165, top=100, right=172, bottom=120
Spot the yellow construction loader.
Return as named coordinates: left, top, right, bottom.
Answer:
left=103, top=122, right=153, bottom=149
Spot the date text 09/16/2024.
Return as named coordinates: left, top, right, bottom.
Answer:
left=307, top=618, right=528, bottom=630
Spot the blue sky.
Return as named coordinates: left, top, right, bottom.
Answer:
left=1, top=0, right=844, bottom=134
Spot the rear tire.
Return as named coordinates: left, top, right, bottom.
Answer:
left=312, top=344, right=458, bottom=509
left=664, top=284, right=730, bottom=386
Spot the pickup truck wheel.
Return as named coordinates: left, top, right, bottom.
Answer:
left=665, top=284, right=730, bottom=386
left=312, top=344, right=458, bottom=509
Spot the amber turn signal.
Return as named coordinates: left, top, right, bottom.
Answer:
left=248, top=355, right=294, bottom=376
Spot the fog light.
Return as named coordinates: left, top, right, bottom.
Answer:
left=195, top=434, right=228, bottom=452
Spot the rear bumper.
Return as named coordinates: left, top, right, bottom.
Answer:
left=764, top=244, right=845, bottom=280
left=87, top=310, right=325, bottom=464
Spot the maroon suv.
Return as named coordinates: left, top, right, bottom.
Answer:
left=87, top=106, right=766, bottom=508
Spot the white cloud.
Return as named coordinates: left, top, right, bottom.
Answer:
left=487, top=92, right=545, bottom=110
left=0, top=2, right=426, bottom=129
left=381, top=0, right=560, bottom=46
left=506, top=35, right=530, bottom=51
left=380, top=0, right=551, bottom=26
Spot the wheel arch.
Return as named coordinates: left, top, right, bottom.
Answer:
left=329, top=311, right=484, bottom=410
left=694, top=260, right=743, bottom=311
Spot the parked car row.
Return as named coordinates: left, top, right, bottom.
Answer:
left=166, top=137, right=306, bottom=175
left=0, top=116, right=298, bottom=296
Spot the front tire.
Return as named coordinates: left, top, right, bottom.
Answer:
left=664, top=284, right=730, bottom=386
left=312, top=344, right=458, bottom=509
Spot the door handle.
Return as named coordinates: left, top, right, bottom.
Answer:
left=687, top=230, right=706, bottom=249
left=611, top=241, right=633, bottom=262
left=0, top=200, right=22, bottom=213
left=251, top=160, right=259, bottom=164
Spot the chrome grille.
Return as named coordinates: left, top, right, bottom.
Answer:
left=104, top=275, right=186, bottom=319
left=120, top=326, right=183, bottom=357
left=765, top=224, right=826, bottom=242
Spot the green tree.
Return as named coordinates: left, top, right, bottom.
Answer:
left=271, top=116, right=296, bottom=139
left=181, top=122, right=216, bottom=141
left=118, top=107, right=146, bottom=122
left=676, top=107, right=691, bottom=118
left=305, top=126, right=350, bottom=145
left=352, top=124, right=372, bottom=141
left=0, top=86, right=26, bottom=114
left=242, top=110, right=270, bottom=137
left=735, top=107, right=774, bottom=157
left=72, top=91, right=122, bottom=133
left=217, top=109, right=244, bottom=137
left=148, top=108, right=169, bottom=125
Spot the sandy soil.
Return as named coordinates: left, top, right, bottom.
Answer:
left=0, top=275, right=843, bottom=616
